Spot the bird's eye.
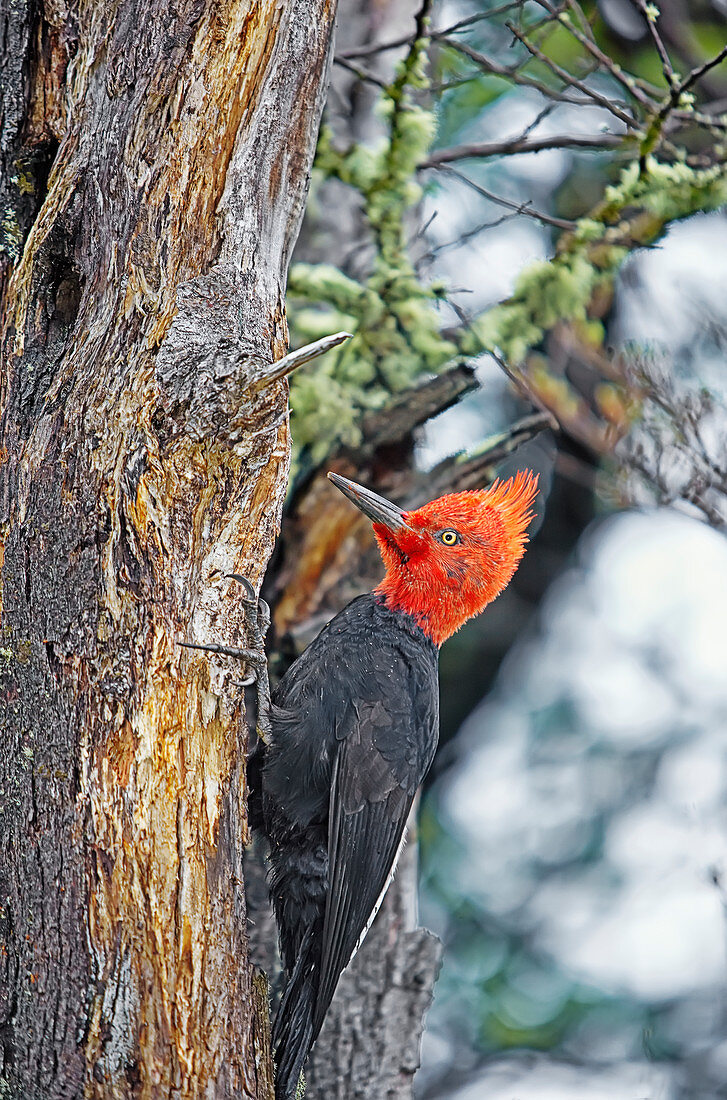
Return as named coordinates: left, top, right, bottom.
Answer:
left=439, top=529, right=461, bottom=546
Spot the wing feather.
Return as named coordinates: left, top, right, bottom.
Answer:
left=312, top=734, right=416, bottom=1041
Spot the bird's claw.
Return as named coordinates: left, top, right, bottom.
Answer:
left=227, top=574, right=271, bottom=643
left=177, top=575, right=273, bottom=743
left=226, top=574, right=272, bottom=745
left=227, top=573, right=255, bottom=602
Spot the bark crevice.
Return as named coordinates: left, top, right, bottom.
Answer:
left=1, top=3, right=337, bottom=1097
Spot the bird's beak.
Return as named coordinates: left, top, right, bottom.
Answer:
left=327, top=472, right=409, bottom=532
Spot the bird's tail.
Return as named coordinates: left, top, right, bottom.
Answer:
left=272, top=926, right=317, bottom=1100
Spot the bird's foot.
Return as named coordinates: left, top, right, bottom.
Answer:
left=177, top=575, right=273, bottom=743
left=226, top=574, right=273, bottom=744
left=227, top=574, right=270, bottom=657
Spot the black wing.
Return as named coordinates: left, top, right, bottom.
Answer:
left=312, top=689, right=436, bottom=1040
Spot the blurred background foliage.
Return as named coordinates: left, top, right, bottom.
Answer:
left=279, top=0, right=727, bottom=1095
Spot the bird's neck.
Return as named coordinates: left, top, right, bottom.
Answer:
left=375, top=575, right=459, bottom=647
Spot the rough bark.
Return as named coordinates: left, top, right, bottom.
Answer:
left=0, top=2, right=336, bottom=1097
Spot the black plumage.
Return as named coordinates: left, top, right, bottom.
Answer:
left=253, top=592, right=439, bottom=1099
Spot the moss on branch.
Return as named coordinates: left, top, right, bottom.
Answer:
left=466, top=159, right=727, bottom=367
left=286, top=7, right=727, bottom=470
left=287, top=23, right=462, bottom=472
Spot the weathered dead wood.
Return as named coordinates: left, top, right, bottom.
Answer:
left=0, top=2, right=337, bottom=1097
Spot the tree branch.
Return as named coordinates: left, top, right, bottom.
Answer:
left=535, top=0, right=656, bottom=109
left=263, top=331, right=354, bottom=386
left=335, top=2, right=525, bottom=61
left=420, top=132, right=625, bottom=168
left=633, top=0, right=677, bottom=88
left=435, top=165, right=577, bottom=231
left=333, top=56, right=389, bottom=88
left=505, top=19, right=641, bottom=128
left=437, top=36, right=596, bottom=105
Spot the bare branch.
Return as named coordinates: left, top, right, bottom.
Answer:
left=563, top=0, right=597, bottom=40
left=678, top=43, right=727, bottom=98
left=671, top=106, right=727, bottom=131
left=438, top=36, right=596, bottom=106
left=333, top=56, right=388, bottom=88
left=434, top=165, right=577, bottom=230
left=505, top=19, right=641, bottom=128
left=335, top=1, right=525, bottom=60
left=617, top=355, right=727, bottom=528
left=436, top=2, right=527, bottom=37
left=263, top=332, right=354, bottom=386
left=337, top=33, right=414, bottom=61
left=420, top=132, right=625, bottom=168
left=640, top=39, right=727, bottom=167
left=489, top=350, right=553, bottom=414
left=418, top=211, right=521, bottom=266
left=521, top=101, right=559, bottom=137
left=535, top=0, right=656, bottom=109
left=632, top=0, right=677, bottom=88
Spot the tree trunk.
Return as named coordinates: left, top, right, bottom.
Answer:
left=0, top=2, right=336, bottom=1097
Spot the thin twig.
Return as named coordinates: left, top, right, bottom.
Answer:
left=335, top=1, right=523, bottom=61
left=678, top=43, right=727, bottom=99
left=414, top=210, right=438, bottom=241
left=513, top=5, right=569, bottom=40
left=489, top=350, right=554, bottom=414
left=420, top=132, right=625, bottom=168
left=438, top=165, right=576, bottom=230
left=521, top=101, right=559, bottom=138
left=333, top=56, right=388, bottom=89
left=439, top=36, right=596, bottom=106
left=337, top=33, right=415, bottom=61
left=632, top=0, right=676, bottom=88
left=672, top=106, right=727, bottom=130
left=535, top=0, right=655, bottom=109
left=418, top=211, right=521, bottom=267
left=640, top=40, right=727, bottom=167
left=505, top=19, right=640, bottom=128
left=436, top=2, right=526, bottom=37
left=429, top=75, right=481, bottom=95
left=564, top=0, right=596, bottom=41
left=263, top=332, right=353, bottom=386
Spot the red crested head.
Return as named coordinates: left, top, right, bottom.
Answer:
left=328, top=470, right=539, bottom=646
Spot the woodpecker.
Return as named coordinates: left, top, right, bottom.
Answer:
left=253, top=469, right=539, bottom=1099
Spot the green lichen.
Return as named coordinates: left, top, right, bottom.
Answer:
left=465, top=159, right=727, bottom=367
left=601, top=158, right=727, bottom=223
left=288, top=26, right=727, bottom=469
left=1, top=206, right=22, bottom=263
left=465, top=250, right=601, bottom=365
left=287, top=24, right=458, bottom=474
left=12, top=165, right=35, bottom=196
